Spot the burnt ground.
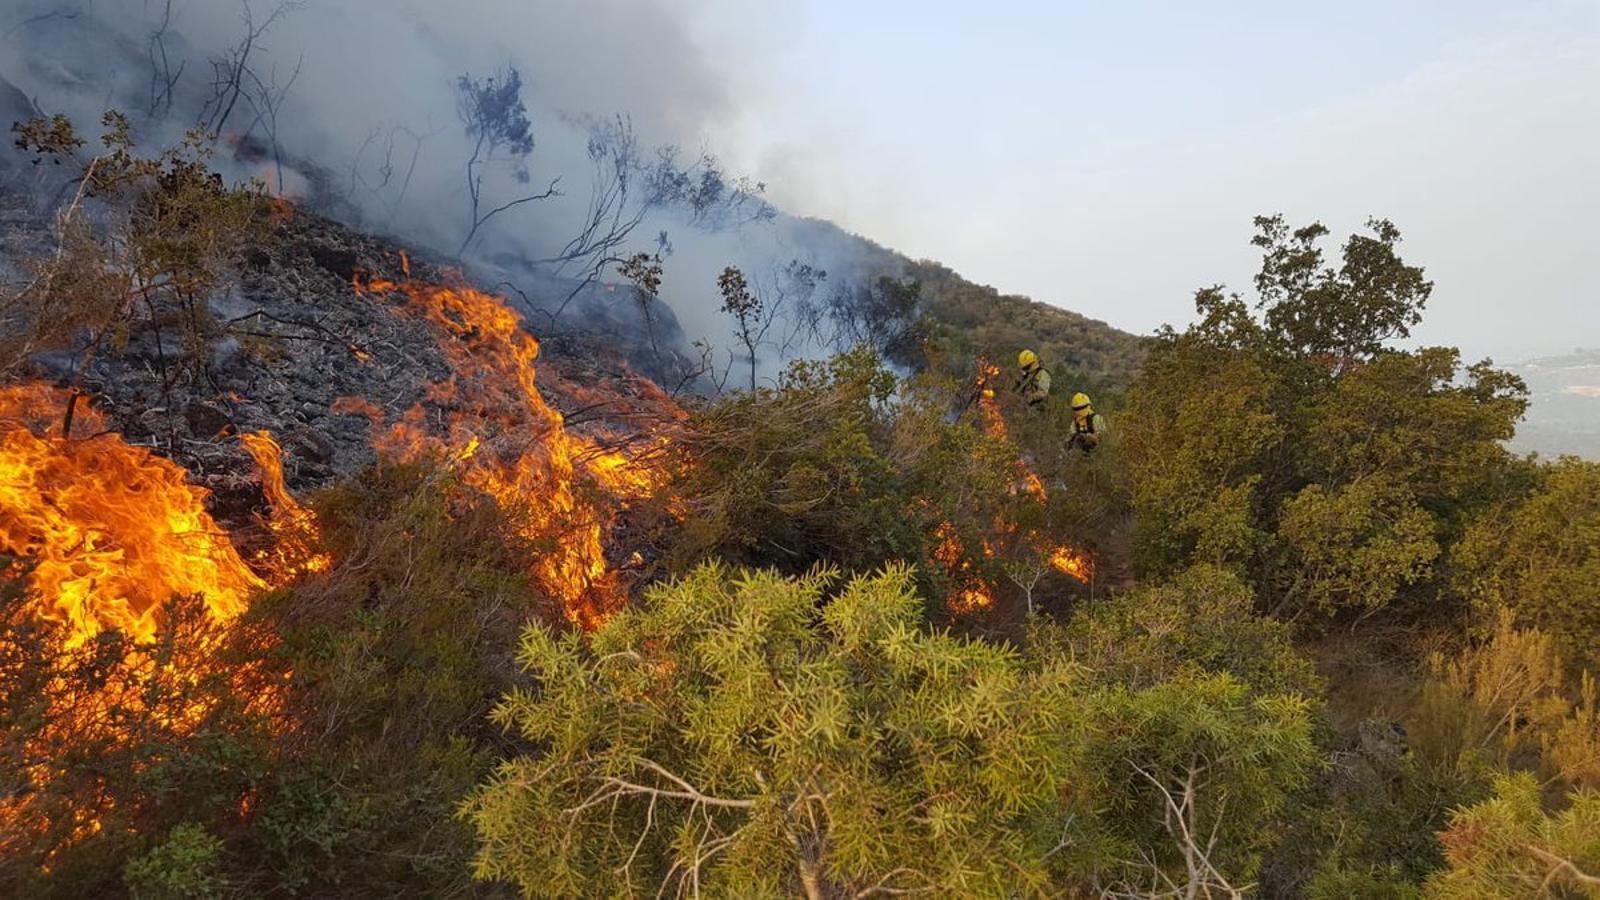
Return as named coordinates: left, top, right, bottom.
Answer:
left=6, top=204, right=685, bottom=542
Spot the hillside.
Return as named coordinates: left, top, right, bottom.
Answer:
left=779, top=216, right=1150, bottom=393
left=908, top=258, right=1148, bottom=392
left=1, top=7, right=1597, bottom=897
left=1509, top=349, right=1600, bottom=459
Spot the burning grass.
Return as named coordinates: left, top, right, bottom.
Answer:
left=352, top=262, right=669, bottom=627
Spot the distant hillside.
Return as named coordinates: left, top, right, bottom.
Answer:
left=1509, top=349, right=1600, bottom=459
left=783, top=217, right=1150, bottom=395
left=906, top=259, right=1149, bottom=395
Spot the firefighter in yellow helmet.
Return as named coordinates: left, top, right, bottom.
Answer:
left=1066, top=392, right=1108, bottom=453
left=1012, top=349, right=1051, bottom=408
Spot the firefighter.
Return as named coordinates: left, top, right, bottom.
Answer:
left=1013, top=349, right=1051, bottom=408
left=1066, top=392, right=1108, bottom=453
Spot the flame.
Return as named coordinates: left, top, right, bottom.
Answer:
left=239, top=431, right=330, bottom=577
left=1, top=383, right=295, bottom=869
left=1049, top=545, right=1093, bottom=582
left=930, top=362, right=1094, bottom=615
left=0, top=384, right=261, bottom=645
left=933, top=522, right=995, bottom=613
left=352, top=268, right=663, bottom=627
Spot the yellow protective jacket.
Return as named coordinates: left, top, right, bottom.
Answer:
left=1014, top=365, right=1052, bottom=406
left=1069, top=409, right=1108, bottom=451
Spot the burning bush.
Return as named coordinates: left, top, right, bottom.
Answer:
left=668, top=348, right=1106, bottom=624
left=351, top=263, right=672, bottom=629
left=0, top=591, right=275, bottom=896
left=0, top=446, right=572, bottom=896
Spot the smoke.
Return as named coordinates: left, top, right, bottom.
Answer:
left=0, top=0, right=893, bottom=382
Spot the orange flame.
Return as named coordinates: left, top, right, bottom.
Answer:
left=933, top=521, right=995, bottom=613
left=1, top=383, right=296, bottom=869
left=352, top=268, right=662, bottom=627
left=0, top=384, right=261, bottom=645
left=239, top=431, right=330, bottom=577
left=1049, top=545, right=1093, bottom=582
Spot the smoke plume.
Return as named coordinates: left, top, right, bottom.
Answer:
left=0, top=0, right=891, bottom=382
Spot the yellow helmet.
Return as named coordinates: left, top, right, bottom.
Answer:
left=1071, top=392, right=1092, bottom=411
left=1018, top=349, right=1038, bottom=368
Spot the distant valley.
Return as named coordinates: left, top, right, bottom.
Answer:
left=1510, top=348, right=1600, bottom=459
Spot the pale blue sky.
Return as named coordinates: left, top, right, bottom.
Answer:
left=690, top=0, right=1599, bottom=360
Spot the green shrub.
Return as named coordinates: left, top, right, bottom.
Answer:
left=123, top=824, right=224, bottom=900
left=1057, top=564, right=1321, bottom=697
left=1428, top=773, right=1600, bottom=898
left=463, top=563, right=1322, bottom=897
left=1455, top=459, right=1600, bottom=665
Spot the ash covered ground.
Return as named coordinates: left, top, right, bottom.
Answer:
left=4, top=200, right=686, bottom=533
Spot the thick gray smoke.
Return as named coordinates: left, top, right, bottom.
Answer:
left=0, top=0, right=891, bottom=383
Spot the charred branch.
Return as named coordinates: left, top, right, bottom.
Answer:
left=145, top=0, right=186, bottom=119
left=198, top=0, right=299, bottom=139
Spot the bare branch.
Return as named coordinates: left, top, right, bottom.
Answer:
left=1528, top=845, right=1600, bottom=889
left=457, top=177, right=561, bottom=258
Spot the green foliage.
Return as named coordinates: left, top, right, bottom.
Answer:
left=1278, top=478, right=1439, bottom=616
left=463, top=564, right=1322, bottom=897
left=1035, top=567, right=1324, bottom=892
left=234, top=458, right=545, bottom=895
left=1410, top=613, right=1600, bottom=792
left=1427, top=773, right=1600, bottom=898
left=1291, top=753, right=1480, bottom=897
left=673, top=350, right=1012, bottom=580
left=259, top=459, right=543, bottom=757
left=1121, top=216, right=1527, bottom=624
left=718, top=265, right=766, bottom=390
left=1251, top=214, right=1432, bottom=363
left=1307, top=862, right=1425, bottom=900
left=123, top=823, right=224, bottom=900
left=463, top=564, right=1089, bottom=897
left=1303, top=348, right=1528, bottom=520
left=1286, top=617, right=1600, bottom=898
left=3, top=112, right=270, bottom=382
left=1455, top=459, right=1600, bottom=665
left=670, top=347, right=1121, bottom=625
left=1057, top=564, right=1321, bottom=697
left=1091, top=672, right=1320, bottom=896
left=1121, top=337, right=1286, bottom=577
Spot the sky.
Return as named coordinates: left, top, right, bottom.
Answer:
left=0, top=0, right=1593, bottom=364
left=685, top=0, right=1599, bottom=363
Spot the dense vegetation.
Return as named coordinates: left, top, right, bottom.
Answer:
left=2, top=119, right=1598, bottom=898
left=777, top=217, right=1150, bottom=397
left=907, top=257, right=1149, bottom=397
